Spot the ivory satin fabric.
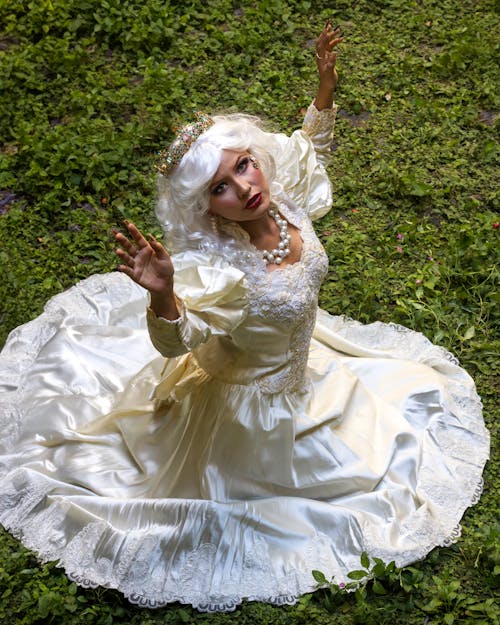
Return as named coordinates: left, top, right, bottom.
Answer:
left=0, top=104, right=489, bottom=611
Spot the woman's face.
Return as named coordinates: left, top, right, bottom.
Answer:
left=208, top=150, right=270, bottom=221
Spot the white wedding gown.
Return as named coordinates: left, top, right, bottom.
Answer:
left=0, top=104, right=489, bottom=611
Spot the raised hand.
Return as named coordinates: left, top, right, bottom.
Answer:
left=114, top=221, right=174, bottom=295
left=315, top=19, right=343, bottom=87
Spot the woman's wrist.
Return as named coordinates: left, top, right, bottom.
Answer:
left=314, top=80, right=336, bottom=110
left=150, top=287, right=179, bottom=321
left=319, top=73, right=337, bottom=89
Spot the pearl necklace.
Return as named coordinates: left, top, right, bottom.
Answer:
left=262, top=208, right=291, bottom=265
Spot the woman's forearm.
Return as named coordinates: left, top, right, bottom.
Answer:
left=314, top=79, right=336, bottom=110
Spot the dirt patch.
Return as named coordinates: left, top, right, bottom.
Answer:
left=0, top=36, right=19, bottom=51
left=478, top=110, right=496, bottom=126
left=0, top=190, right=22, bottom=215
left=338, top=109, right=371, bottom=127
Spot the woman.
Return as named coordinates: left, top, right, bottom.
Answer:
left=0, top=22, right=489, bottom=611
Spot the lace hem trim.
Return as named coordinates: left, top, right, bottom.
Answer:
left=0, top=459, right=487, bottom=612
left=0, top=471, right=340, bottom=611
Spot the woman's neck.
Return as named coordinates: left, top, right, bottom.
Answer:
left=240, top=208, right=276, bottom=246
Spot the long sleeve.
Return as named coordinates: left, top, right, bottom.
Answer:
left=301, top=101, right=338, bottom=169
left=146, top=251, right=248, bottom=358
left=271, top=101, right=338, bottom=221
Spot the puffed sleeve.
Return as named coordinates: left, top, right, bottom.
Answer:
left=272, top=101, right=338, bottom=220
left=146, top=251, right=248, bottom=358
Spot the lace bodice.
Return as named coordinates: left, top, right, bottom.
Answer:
left=246, top=204, right=328, bottom=322
left=243, top=203, right=328, bottom=393
left=188, top=202, right=329, bottom=394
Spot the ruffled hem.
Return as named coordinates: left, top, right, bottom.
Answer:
left=0, top=464, right=487, bottom=612
left=0, top=470, right=335, bottom=611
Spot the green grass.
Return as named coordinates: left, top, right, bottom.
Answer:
left=0, top=0, right=498, bottom=623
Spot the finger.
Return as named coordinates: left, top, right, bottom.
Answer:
left=328, top=35, right=343, bottom=47
left=113, top=230, right=128, bottom=244
left=148, top=234, right=170, bottom=260
left=114, top=231, right=138, bottom=256
left=325, top=25, right=340, bottom=36
left=317, top=34, right=342, bottom=57
left=116, top=264, right=137, bottom=280
left=325, top=42, right=342, bottom=57
left=115, top=247, right=136, bottom=266
left=317, top=20, right=332, bottom=47
left=125, top=220, right=149, bottom=249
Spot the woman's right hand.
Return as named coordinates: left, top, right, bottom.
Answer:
left=114, top=221, right=174, bottom=294
left=313, top=19, right=344, bottom=111
left=315, top=19, right=343, bottom=89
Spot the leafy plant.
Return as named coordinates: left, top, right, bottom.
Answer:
left=311, top=549, right=499, bottom=625
left=0, top=0, right=498, bottom=624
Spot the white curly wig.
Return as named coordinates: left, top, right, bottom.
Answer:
left=156, top=113, right=283, bottom=257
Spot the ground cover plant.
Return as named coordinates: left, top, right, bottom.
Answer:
left=0, top=0, right=498, bottom=623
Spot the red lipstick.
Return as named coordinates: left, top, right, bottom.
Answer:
left=246, top=193, right=262, bottom=210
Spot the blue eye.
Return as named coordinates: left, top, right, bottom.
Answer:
left=237, top=157, right=249, bottom=172
left=212, top=182, right=227, bottom=195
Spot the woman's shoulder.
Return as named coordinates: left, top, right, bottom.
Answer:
left=171, top=248, right=248, bottom=309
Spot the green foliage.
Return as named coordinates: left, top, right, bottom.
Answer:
left=310, top=546, right=499, bottom=625
left=0, top=0, right=498, bottom=624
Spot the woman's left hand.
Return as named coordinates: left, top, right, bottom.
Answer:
left=113, top=221, right=175, bottom=295
left=315, top=19, right=343, bottom=87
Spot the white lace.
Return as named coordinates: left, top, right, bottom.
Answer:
left=244, top=202, right=329, bottom=394
left=0, top=468, right=343, bottom=611
left=302, top=102, right=338, bottom=138
left=0, top=247, right=490, bottom=612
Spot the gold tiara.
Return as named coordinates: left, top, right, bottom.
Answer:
left=155, top=112, right=214, bottom=176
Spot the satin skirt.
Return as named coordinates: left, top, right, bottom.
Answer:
left=0, top=273, right=489, bottom=611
